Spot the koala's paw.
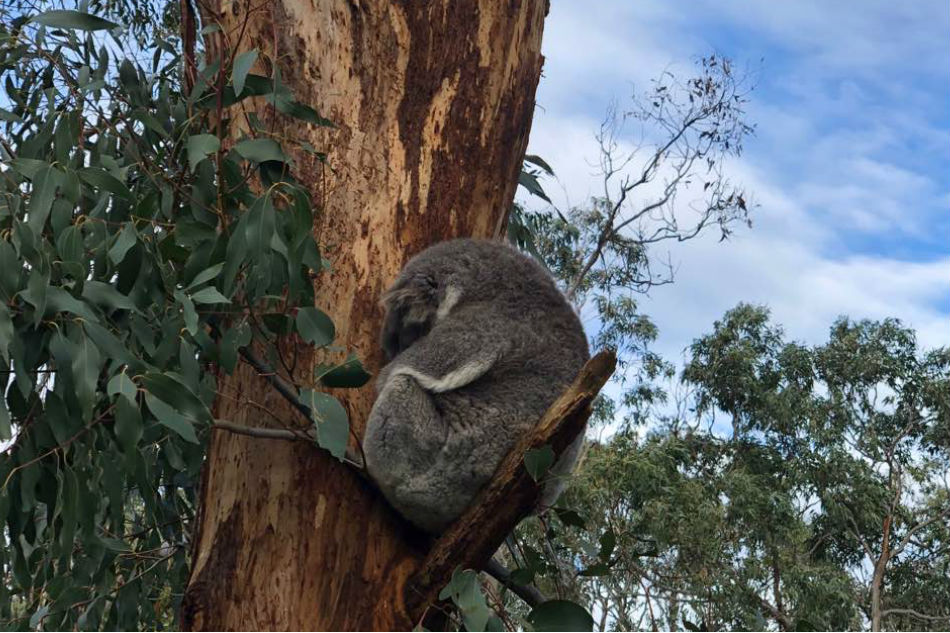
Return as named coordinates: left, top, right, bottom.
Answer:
left=363, top=374, right=448, bottom=502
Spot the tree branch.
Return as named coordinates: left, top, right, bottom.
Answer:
left=403, top=350, right=617, bottom=619
left=483, top=559, right=546, bottom=608
left=892, top=506, right=950, bottom=557
left=211, top=421, right=308, bottom=442
left=206, top=318, right=365, bottom=467
left=179, top=0, right=198, bottom=94
left=758, top=597, right=791, bottom=631
left=881, top=608, right=950, bottom=622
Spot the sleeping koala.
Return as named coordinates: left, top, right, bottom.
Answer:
left=362, top=238, right=590, bottom=533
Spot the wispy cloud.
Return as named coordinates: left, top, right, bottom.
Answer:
left=523, top=0, right=949, bottom=361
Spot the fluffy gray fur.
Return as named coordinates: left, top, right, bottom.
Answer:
left=363, top=238, right=590, bottom=533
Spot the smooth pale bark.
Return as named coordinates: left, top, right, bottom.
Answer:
left=870, top=516, right=891, bottom=632
left=182, top=1, right=547, bottom=629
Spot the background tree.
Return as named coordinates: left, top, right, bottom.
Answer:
left=513, top=54, right=756, bottom=427
left=513, top=305, right=949, bottom=631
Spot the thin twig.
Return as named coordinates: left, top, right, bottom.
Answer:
left=211, top=421, right=307, bottom=442
left=206, top=317, right=365, bottom=468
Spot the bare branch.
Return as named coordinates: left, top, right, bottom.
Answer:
left=559, top=56, right=755, bottom=303
left=483, top=559, right=546, bottom=608
left=211, top=421, right=308, bottom=442
left=881, top=608, right=950, bottom=622
left=892, top=506, right=950, bottom=557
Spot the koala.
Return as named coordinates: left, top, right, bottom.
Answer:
left=362, top=238, right=590, bottom=533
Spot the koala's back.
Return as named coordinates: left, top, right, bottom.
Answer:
left=365, top=239, right=590, bottom=533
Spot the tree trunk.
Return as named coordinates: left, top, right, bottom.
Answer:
left=870, top=558, right=886, bottom=632
left=870, top=516, right=891, bottom=632
left=181, top=1, right=547, bottom=630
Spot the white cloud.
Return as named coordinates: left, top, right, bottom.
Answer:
left=522, top=0, right=950, bottom=373
left=642, top=230, right=950, bottom=363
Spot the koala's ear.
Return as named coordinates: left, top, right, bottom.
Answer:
left=380, top=304, right=403, bottom=360
left=381, top=303, right=434, bottom=360
left=380, top=273, right=440, bottom=358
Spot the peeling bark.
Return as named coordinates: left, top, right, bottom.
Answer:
left=183, top=1, right=547, bottom=629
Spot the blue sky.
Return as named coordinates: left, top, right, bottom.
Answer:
left=519, top=0, right=949, bottom=363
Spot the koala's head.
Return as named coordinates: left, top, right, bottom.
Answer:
left=380, top=238, right=550, bottom=359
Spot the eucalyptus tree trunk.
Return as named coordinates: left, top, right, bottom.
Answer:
left=869, top=516, right=891, bottom=632
left=180, top=1, right=547, bottom=629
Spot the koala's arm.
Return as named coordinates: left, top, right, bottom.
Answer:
left=381, top=308, right=512, bottom=394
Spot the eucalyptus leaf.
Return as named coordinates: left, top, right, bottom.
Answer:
left=72, top=329, right=102, bottom=417
left=524, top=445, right=555, bottom=482
left=78, top=167, right=133, bottom=201
left=267, top=92, right=334, bottom=127
left=108, top=222, right=137, bottom=264
left=27, top=164, right=58, bottom=232
left=82, top=281, right=137, bottom=312
left=186, top=262, right=225, bottom=289
left=189, top=286, right=230, bottom=305
left=244, top=195, right=275, bottom=265
left=299, top=389, right=348, bottom=459
left=0, top=303, right=12, bottom=362
left=528, top=600, right=594, bottom=632
left=235, top=138, right=287, bottom=163
left=232, top=49, right=258, bottom=97
left=113, top=396, right=143, bottom=453
left=0, top=396, right=11, bottom=441
left=296, top=307, right=335, bottom=348
left=55, top=225, right=84, bottom=265
left=83, top=321, right=132, bottom=364
left=31, top=10, right=118, bottom=31
left=144, top=394, right=199, bottom=444
left=175, top=290, right=199, bottom=336
left=0, top=241, right=19, bottom=301
left=318, top=355, right=371, bottom=388
left=107, top=371, right=138, bottom=403
left=598, top=527, right=617, bottom=561
left=518, top=170, right=551, bottom=203
left=186, top=134, right=220, bottom=172
left=524, top=154, right=555, bottom=176
left=8, top=158, right=49, bottom=179
left=140, top=372, right=211, bottom=424
left=99, top=537, right=132, bottom=552
left=20, top=268, right=49, bottom=325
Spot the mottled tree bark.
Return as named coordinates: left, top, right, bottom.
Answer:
left=181, top=1, right=547, bottom=629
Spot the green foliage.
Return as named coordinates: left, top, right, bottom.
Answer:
left=528, top=599, right=594, bottom=632
left=440, top=568, right=505, bottom=632
left=0, top=5, right=352, bottom=629
left=524, top=445, right=554, bottom=482
left=513, top=306, right=949, bottom=631
left=29, top=10, right=119, bottom=31
left=298, top=389, right=348, bottom=459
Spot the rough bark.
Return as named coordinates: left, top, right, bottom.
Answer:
left=182, top=1, right=548, bottom=630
